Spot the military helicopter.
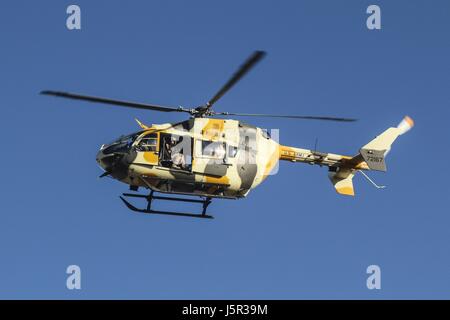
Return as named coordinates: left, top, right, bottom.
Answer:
left=41, top=51, right=413, bottom=219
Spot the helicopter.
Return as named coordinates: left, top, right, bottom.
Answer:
left=41, top=51, right=413, bottom=219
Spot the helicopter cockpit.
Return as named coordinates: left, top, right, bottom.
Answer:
left=96, top=131, right=142, bottom=177
left=123, top=130, right=193, bottom=171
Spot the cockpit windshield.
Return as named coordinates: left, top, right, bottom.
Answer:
left=103, top=131, right=142, bottom=155
left=108, top=131, right=142, bottom=146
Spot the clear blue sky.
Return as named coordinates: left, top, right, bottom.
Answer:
left=0, top=0, right=449, bottom=299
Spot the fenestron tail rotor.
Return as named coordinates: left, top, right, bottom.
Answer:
left=41, top=51, right=356, bottom=123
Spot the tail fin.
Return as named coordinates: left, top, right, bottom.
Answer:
left=359, top=116, right=414, bottom=172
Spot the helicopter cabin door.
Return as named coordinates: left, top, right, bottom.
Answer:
left=136, top=132, right=159, bottom=165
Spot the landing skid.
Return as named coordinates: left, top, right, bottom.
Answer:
left=120, top=190, right=214, bottom=219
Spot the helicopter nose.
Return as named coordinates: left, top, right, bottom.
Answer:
left=96, top=144, right=117, bottom=168
left=96, top=143, right=130, bottom=179
left=96, top=146, right=111, bottom=171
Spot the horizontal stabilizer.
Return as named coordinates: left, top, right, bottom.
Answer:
left=328, top=168, right=355, bottom=196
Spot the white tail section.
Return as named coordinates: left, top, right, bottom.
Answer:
left=359, top=116, right=414, bottom=172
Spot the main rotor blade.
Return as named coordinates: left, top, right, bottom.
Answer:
left=206, top=51, right=266, bottom=109
left=215, top=112, right=357, bottom=122
left=40, top=90, right=189, bottom=113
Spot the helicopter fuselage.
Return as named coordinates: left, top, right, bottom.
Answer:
left=96, top=118, right=281, bottom=199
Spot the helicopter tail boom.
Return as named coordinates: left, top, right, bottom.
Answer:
left=279, top=116, right=414, bottom=196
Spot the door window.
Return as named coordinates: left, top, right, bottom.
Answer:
left=197, top=140, right=226, bottom=159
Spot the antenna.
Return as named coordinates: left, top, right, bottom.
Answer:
left=313, top=137, right=319, bottom=152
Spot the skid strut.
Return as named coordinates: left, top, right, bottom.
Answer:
left=120, top=190, right=213, bottom=219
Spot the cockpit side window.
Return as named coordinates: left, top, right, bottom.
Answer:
left=137, top=133, right=158, bottom=152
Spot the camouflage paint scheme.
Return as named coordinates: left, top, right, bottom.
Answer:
left=96, top=116, right=413, bottom=198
